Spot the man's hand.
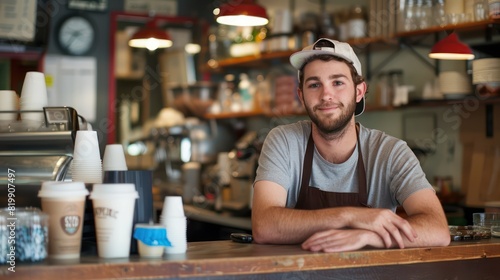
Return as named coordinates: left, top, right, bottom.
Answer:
left=344, top=207, right=418, bottom=249
left=302, top=229, right=384, bottom=252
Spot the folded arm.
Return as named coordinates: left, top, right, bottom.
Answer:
left=302, top=188, right=451, bottom=252
left=252, top=181, right=450, bottom=251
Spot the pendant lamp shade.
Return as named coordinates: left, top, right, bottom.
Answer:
left=428, top=32, right=475, bottom=60
left=128, top=20, right=172, bottom=51
left=216, top=0, right=269, bottom=27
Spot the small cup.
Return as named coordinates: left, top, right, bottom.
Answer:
left=133, top=223, right=170, bottom=258
left=0, top=90, right=19, bottom=121
left=20, top=72, right=48, bottom=122
left=473, top=212, right=500, bottom=229
left=73, top=130, right=101, bottom=161
left=161, top=196, right=185, bottom=218
left=492, top=225, right=500, bottom=238
left=103, top=144, right=128, bottom=171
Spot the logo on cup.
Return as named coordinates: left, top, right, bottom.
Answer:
left=61, top=215, right=81, bottom=235
left=94, top=207, right=119, bottom=219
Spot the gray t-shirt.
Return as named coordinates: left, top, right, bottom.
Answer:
left=255, top=120, right=433, bottom=210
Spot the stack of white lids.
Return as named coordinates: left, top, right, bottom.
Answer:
left=439, top=71, right=472, bottom=96
left=472, top=58, right=500, bottom=84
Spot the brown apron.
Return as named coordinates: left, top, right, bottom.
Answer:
left=295, top=126, right=370, bottom=210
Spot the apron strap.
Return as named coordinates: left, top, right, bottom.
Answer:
left=299, top=132, right=315, bottom=200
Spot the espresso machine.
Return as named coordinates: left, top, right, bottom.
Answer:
left=0, top=107, right=86, bottom=208
left=227, top=131, right=259, bottom=212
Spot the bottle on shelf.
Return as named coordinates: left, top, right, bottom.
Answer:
left=238, top=73, right=254, bottom=112
left=348, top=5, right=367, bottom=39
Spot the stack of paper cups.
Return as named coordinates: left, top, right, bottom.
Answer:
left=159, top=196, right=187, bottom=254
left=19, top=71, right=48, bottom=123
left=71, top=130, right=103, bottom=183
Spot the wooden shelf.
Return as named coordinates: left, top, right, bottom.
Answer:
left=0, top=47, right=45, bottom=60
left=394, top=18, right=499, bottom=38
left=203, top=96, right=500, bottom=119
left=209, top=19, right=499, bottom=70
left=211, top=50, right=296, bottom=69
left=115, top=73, right=144, bottom=81
left=204, top=110, right=264, bottom=119
left=369, top=96, right=500, bottom=111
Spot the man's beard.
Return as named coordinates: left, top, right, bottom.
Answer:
left=304, top=93, right=356, bottom=139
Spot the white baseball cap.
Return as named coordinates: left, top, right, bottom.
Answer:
left=290, top=38, right=365, bottom=116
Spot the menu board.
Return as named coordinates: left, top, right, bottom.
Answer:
left=0, top=0, right=37, bottom=42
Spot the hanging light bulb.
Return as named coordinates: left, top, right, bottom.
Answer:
left=216, top=0, right=269, bottom=27
left=128, top=20, right=173, bottom=51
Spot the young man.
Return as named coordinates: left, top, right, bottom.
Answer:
left=251, top=38, right=450, bottom=252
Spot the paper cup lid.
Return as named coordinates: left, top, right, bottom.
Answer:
left=38, top=181, right=89, bottom=198
left=90, top=183, right=139, bottom=199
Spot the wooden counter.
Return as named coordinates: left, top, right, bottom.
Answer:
left=3, top=239, right=500, bottom=279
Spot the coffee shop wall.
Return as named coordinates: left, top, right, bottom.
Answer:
left=44, top=0, right=211, bottom=152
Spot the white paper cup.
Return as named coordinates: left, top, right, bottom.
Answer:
left=19, top=72, right=48, bottom=122
left=103, top=144, right=128, bottom=171
left=73, top=131, right=101, bottom=161
left=161, top=196, right=185, bottom=218
left=90, top=183, right=139, bottom=258
left=20, top=71, right=48, bottom=103
left=0, top=90, right=19, bottom=121
left=38, top=181, right=89, bottom=259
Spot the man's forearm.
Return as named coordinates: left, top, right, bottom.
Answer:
left=401, top=213, right=450, bottom=248
left=252, top=206, right=349, bottom=244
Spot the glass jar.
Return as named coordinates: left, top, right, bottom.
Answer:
left=490, top=0, right=500, bottom=19
left=433, top=0, right=447, bottom=26
left=0, top=207, right=48, bottom=263
left=348, top=5, right=367, bottom=39
left=474, top=0, right=489, bottom=21
left=419, top=0, right=433, bottom=29
left=337, top=9, right=350, bottom=41
left=404, top=0, right=418, bottom=31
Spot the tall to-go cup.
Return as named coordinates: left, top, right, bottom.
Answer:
left=38, top=181, right=89, bottom=259
left=90, top=183, right=139, bottom=258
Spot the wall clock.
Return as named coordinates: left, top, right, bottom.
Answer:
left=56, top=14, right=96, bottom=56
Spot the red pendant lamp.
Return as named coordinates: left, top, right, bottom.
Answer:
left=428, top=32, right=475, bottom=60
left=216, top=0, right=269, bottom=27
left=128, top=20, right=173, bottom=51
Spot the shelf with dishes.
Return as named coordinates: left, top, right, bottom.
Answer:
left=207, top=18, right=499, bottom=70
left=202, top=95, right=500, bottom=120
